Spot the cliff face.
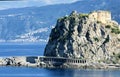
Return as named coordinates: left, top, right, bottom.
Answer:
left=44, top=11, right=120, bottom=63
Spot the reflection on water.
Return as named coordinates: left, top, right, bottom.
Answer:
left=45, top=68, right=119, bottom=77
left=0, top=67, right=119, bottom=77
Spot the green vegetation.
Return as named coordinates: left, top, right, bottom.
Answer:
left=118, top=39, right=120, bottom=41
left=79, top=57, right=84, bottom=59
left=79, top=14, right=89, bottom=18
left=113, top=52, right=115, bottom=55
left=105, top=25, right=111, bottom=28
left=97, top=21, right=101, bottom=24
left=111, top=27, right=120, bottom=34
left=58, top=16, right=70, bottom=22
left=93, top=37, right=99, bottom=42
left=105, top=24, right=120, bottom=34
left=54, top=28, right=57, bottom=32
left=58, top=13, right=89, bottom=25
left=115, top=53, right=120, bottom=59
left=58, top=17, right=64, bottom=21
left=112, top=53, right=120, bottom=64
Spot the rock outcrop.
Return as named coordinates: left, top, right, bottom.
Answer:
left=44, top=10, right=120, bottom=64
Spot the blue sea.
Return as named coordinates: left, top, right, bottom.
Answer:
left=0, top=42, right=45, bottom=56
left=0, top=42, right=120, bottom=77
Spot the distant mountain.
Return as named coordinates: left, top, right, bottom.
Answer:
left=0, top=0, right=120, bottom=42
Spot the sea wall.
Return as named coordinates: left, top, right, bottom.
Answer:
left=0, top=56, right=120, bottom=69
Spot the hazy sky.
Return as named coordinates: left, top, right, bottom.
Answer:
left=0, top=0, right=80, bottom=10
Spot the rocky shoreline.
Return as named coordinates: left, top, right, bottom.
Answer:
left=0, top=56, right=120, bottom=69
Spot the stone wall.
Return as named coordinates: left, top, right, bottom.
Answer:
left=89, top=11, right=111, bottom=24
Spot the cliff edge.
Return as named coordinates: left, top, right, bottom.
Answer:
left=44, top=10, right=120, bottom=64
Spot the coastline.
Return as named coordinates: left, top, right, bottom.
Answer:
left=0, top=56, right=120, bottom=69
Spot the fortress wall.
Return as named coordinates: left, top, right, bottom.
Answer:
left=88, top=12, right=97, bottom=21
left=89, top=11, right=111, bottom=24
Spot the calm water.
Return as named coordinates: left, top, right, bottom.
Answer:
left=0, top=67, right=119, bottom=77
left=0, top=42, right=45, bottom=56
left=0, top=42, right=119, bottom=77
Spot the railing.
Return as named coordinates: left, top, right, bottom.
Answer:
left=38, top=56, right=86, bottom=64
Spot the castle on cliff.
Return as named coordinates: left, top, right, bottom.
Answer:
left=88, top=10, right=118, bottom=25
left=89, top=11, right=111, bottom=24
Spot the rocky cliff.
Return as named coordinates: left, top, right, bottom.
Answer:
left=44, top=11, right=120, bottom=64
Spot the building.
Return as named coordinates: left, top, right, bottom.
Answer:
left=88, top=10, right=111, bottom=24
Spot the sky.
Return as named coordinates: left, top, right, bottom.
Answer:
left=0, top=0, right=80, bottom=10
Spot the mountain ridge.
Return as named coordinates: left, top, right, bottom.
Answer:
left=0, top=0, right=120, bottom=42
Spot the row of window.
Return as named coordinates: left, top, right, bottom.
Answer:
left=39, top=57, right=86, bottom=63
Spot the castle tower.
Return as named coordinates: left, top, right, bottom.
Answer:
left=89, top=11, right=111, bottom=24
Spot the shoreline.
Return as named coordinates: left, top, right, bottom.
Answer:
left=0, top=56, right=120, bottom=69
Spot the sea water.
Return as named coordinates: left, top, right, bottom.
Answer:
left=0, top=42, right=45, bottom=56
left=0, top=42, right=119, bottom=77
left=0, top=67, right=119, bottom=77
